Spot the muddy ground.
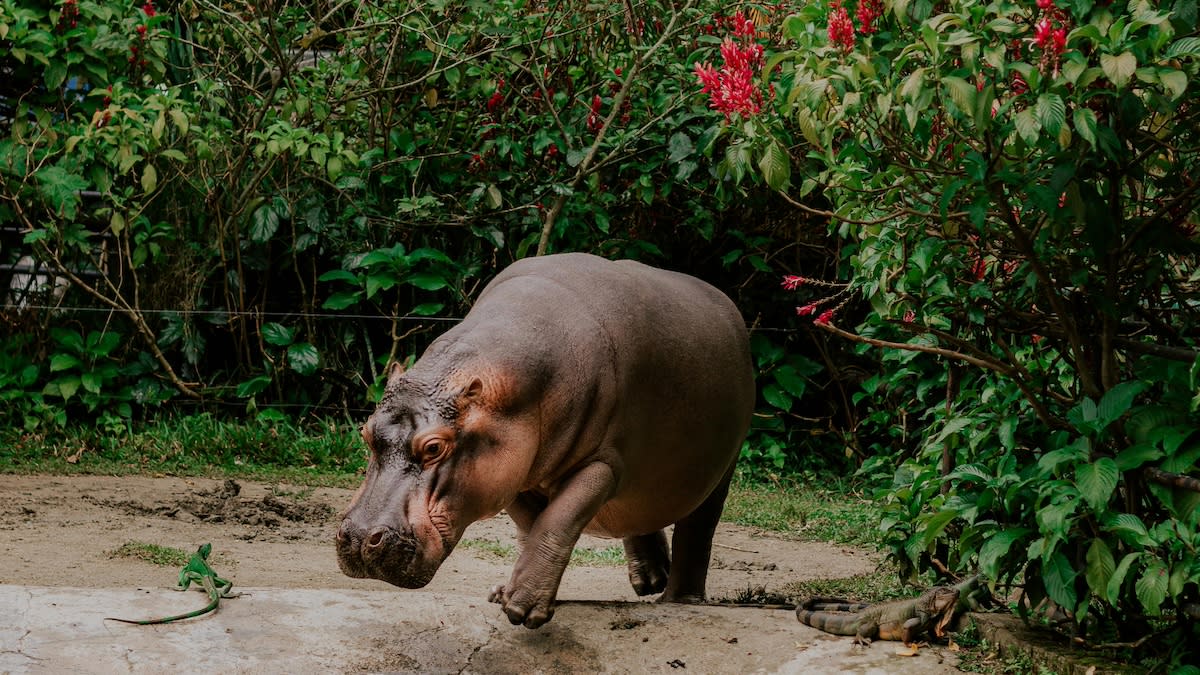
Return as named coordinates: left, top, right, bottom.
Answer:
left=3, top=474, right=964, bottom=674
left=0, top=475, right=879, bottom=598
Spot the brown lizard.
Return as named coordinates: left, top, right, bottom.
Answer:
left=795, top=585, right=960, bottom=646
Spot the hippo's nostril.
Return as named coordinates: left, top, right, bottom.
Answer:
left=366, top=526, right=389, bottom=548
left=335, top=519, right=352, bottom=543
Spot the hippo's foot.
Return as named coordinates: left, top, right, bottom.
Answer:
left=487, top=583, right=556, bottom=629
left=658, top=591, right=705, bottom=604
left=623, top=531, right=670, bottom=596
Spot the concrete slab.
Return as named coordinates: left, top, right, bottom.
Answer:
left=1, top=585, right=959, bottom=674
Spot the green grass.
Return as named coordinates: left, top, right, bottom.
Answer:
left=0, top=413, right=366, bottom=487
left=779, top=571, right=911, bottom=604
left=723, top=474, right=881, bottom=547
left=459, top=538, right=626, bottom=567
left=109, top=541, right=192, bottom=567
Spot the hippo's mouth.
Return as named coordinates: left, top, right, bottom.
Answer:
left=335, top=521, right=445, bottom=588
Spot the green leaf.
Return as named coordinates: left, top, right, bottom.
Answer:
left=286, top=342, right=320, bottom=375
left=321, top=291, right=362, bottom=310
left=250, top=202, right=282, bottom=242
left=51, top=375, right=81, bottom=401
left=1100, top=51, right=1137, bottom=89
left=318, top=269, right=358, bottom=284
left=1015, top=108, right=1041, bottom=144
left=1035, top=94, right=1066, bottom=135
left=261, top=322, right=295, bottom=346
left=762, top=383, right=792, bottom=411
left=1097, top=381, right=1146, bottom=428
left=1165, top=36, right=1200, bottom=57
left=1043, top=551, right=1078, bottom=610
left=1075, top=458, right=1119, bottom=510
left=1115, top=443, right=1163, bottom=471
left=1107, top=552, right=1141, bottom=604
left=81, top=372, right=103, bottom=394
left=978, top=527, right=1031, bottom=579
left=1085, top=537, right=1116, bottom=597
left=49, top=354, right=82, bottom=372
left=667, top=132, right=694, bottom=163
left=410, top=302, right=444, bottom=316
left=772, top=366, right=807, bottom=398
left=1135, top=561, right=1169, bottom=615
left=141, top=164, right=158, bottom=195
left=34, top=166, right=88, bottom=219
left=1159, top=69, right=1188, bottom=99
left=236, top=375, right=272, bottom=398
left=1074, top=108, right=1098, bottom=148
left=1104, top=513, right=1154, bottom=547
left=406, top=272, right=449, bottom=291
left=942, top=76, right=976, bottom=116
left=758, top=141, right=791, bottom=191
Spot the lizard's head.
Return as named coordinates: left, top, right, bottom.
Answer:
left=923, top=586, right=960, bottom=637
left=197, top=543, right=212, bottom=559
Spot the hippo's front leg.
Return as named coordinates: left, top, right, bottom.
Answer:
left=488, top=461, right=616, bottom=628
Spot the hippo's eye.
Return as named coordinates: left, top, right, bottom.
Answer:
left=415, top=438, right=449, bottom=467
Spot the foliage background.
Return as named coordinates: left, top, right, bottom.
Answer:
left=2, top=0, right=1200, bottom=667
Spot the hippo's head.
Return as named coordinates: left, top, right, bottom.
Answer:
left=335, top=361, right=531, bottom=588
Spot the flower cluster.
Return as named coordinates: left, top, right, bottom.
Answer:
left=486, top=78, right=505, bottom=114
left=142, top=1, right=156, bottom=17
left=587, top=94, right=603, bottom=132
left=855, top=0, right=883, bottom=35
left=827, top=2, right=855, bottom=50
left=781, top=274, right=852, bottom=326
left=693, top=11, right=766, bottom=120
left=1031, top=0, right=1070, bottom=75
left=57, top=0, right=78, bottom=32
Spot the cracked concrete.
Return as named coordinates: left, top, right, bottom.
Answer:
left=0, top=585, right=961, bottom=674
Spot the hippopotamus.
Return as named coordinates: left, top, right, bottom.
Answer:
left=335, top=252, right=754, bottom=628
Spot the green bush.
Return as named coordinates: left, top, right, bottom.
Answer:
left=693, top=0, right=1200, bottom=665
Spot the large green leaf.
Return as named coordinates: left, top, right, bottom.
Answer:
left=1106, top=552, right=1142, bottom=604
left=1135, top=560, right=1169, bottom=615
left=1035, top=94, right=1065, bottom=135
left=978, top=527, right=1031, bottom=578
left=261, top=322, right=296, bottom=347
left=758, top=141, right=791, bottom=191
left=667, top=132, right=694, bottom=163
left=34, top=165, right=88, bottom=220
left=1075, top=458, right=1119, bottom=510
left=286, top=342, right=320, bottom=376
left=1014, top=108, right=1041, bottom=144
left=1085, top=537, right=1116, bottom=596
left=1097, top=381, right=1147, bottom=428
left=1100, top=51, right=1137, bottom=89
left=1043, top=550, right=1078, bottom=610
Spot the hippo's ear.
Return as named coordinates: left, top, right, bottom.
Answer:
left=386, top=360, right=407, bottom=384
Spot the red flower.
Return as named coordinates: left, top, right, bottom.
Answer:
left=136, top=24, right=147, bottom=35
left=1036, top=0, right=1053, bottom=8
left=815, top=309, right=835, bottom=325
left=781, top=275, right=806, bottom=290
left=827, top=2, right=855, bottom=51
left=614, top=67, right=622, bottom=77
left=587, top=94, right=603, bottom=132
left=796, top=304, right=818, bottom=316
left=903, top=309, right=916, bottom=322
left=855, top=0, right=883, bottom=35
left=693, top=11, right=766, bottom=120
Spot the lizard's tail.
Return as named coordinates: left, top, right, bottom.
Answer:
left=104, top=596, right=220, bottom=625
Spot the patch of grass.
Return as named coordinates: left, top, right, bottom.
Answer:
left=0, top=413, right=366, bottom=487
left=109, top=541, right=191, bottom=567
left=723, top=475, right=881, bottom=547
left=459, top=538, right=516, bottom=560
left=780, top=571, right=911, bottom=605
left=570, top=545, right=625, bottom=567
left=458, top=539, right=626, bottom=567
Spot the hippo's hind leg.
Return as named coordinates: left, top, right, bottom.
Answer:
left=623, top=531, right=669, bottom=596
left=660, top=462, right=735, bottom=603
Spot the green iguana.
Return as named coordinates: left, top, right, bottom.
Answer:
left=106, top=543, right=240, bottom=625
left=795, top=584, right=960, bottom=646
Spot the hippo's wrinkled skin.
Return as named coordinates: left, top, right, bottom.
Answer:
left=335, top=252, right=754, bottom=628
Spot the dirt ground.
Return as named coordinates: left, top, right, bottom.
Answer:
left=0, top=474, right=880, bottom=600
left=0, top=475, right=979, bottom=674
